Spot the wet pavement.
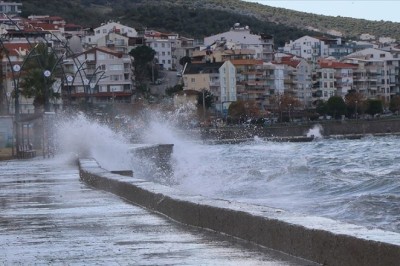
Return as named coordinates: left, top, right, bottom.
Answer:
left=0, top=156, right=315, bottom=265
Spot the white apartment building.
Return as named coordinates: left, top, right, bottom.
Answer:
left=342, top=48, right=400, bottom=102
left=204, top=23, right=274, bottom=62
left=0, top=1, right=21, bottom=14
left=145, top=31, right=178, bottom=70
left=273, top=55, right=313, bottom=107
left=84, top=21, right=137, bottom=47
left=63, top=46, right=133, bottom=104
left=283, top=35, right=330, bottom=62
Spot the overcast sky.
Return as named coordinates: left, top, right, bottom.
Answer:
left=243, top=1, right=400, bottom=23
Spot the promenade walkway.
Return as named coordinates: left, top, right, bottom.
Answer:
left=0, top=156, right=312, bottom=265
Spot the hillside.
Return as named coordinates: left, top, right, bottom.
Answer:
left=19, top=0, right=400, bottom=45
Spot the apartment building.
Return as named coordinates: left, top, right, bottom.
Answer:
left=342, top=48, right=400, bottom=102
left=85, top=21, right=137, bottom=45
left=204, top=23, right=274, bottom=62
left=182, top=62, right=237, bottom=112
left=283, top=35, right=331, bottom=63
left=145, top=31, right=178, bottom=70
left=312, top=60, right=358, bottom=102
left=63, top=47, right=133, bottom=105
left=1, top=42, right=36, bottom=114
left=273, top=55, right=313, bottom=107
left=0, top=1, right=21, bottom=14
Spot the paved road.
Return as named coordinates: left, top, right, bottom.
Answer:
left=0, top=156, right=314, bottom=265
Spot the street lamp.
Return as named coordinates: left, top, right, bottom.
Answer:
left=289, top=103, right=292, bottom=123
left=355, top=100, right=358, bottom=120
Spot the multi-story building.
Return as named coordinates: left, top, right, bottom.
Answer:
left=314, top=60, right=358, bottom=101
left=145, top=30, right=178, bottom=70
left=63, top=46, right=133, bottom=105
left=83, top=21, right=137, bottom=49
left=273, top=55, right=313, bottom=107
left=173, top=36, right=197, bottom=72
left=342, top=48, right=400, bottom=102
left=204, top=23, right=274, bottom=62
left=283, top=35, right=331, bottom=63
left=182, top=62, right=237, bottom=113
left=0, top=1, right=22, bottom=14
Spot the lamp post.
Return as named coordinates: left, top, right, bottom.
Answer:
left=289, top=103, right=292, bottom=123
left=355, top=100, right=358, bottom=121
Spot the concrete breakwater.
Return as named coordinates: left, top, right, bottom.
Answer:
left=79, top=145, right=400, bottom=266
left=200, top=118, right=400, bottom=140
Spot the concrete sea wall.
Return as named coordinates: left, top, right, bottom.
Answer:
left=201, top=118, right=400, bottom=140
left=79, top=148, right=400, bottom=266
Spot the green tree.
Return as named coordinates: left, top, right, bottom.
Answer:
left=197, top=90, right=213, bottom=108
left=366, top=99, right=383, bottom=116
left=165, top=84, right=184, bottom=96
left=179, top=56, right=191, bottom=67
left=315, top=100, right=327, bottom=116
left=20, top=42, right=62, bottom=112
left=129, top=45, right=156, bottom=87
left=326, top=96, right=347, bottom=119
left=389, top=95, right=400, bottom=114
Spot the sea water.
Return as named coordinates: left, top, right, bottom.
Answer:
left=170, top=136, right=400, bottom=233
left=55, top=113, right=400, bottom=234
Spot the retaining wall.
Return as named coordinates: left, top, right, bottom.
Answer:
left=79, top=155, right=400, bottom=266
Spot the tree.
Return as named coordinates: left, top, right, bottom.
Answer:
left=179, top=56, right=191, bottom=67
left=326, top=96, right=347, bottom=119
left=228, top=101, right=246, bottom=121
left=129, top=45, right=156, bottom=87
left=366, top=99, right=383, bottom=116
left=20, top=42, right=62, bottom=112
left=389, top=95, right=400, bottom=114
left=197, top=89, right=213, bottom=108
left=345, top=90, right=364, bottom=118
left=165, top=84, right=183, bottom=96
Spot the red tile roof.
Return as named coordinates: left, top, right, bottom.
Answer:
left=319, top=60, right=358, bottom=69
left=2, top=43, right=35, bottom=56
left=230, top=59, right=263, bottom=65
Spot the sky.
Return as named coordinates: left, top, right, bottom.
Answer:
left=243, top=1, right=400, bottom=23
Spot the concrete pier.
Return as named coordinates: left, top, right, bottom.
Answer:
left=79, top=156, right=400, bottom=266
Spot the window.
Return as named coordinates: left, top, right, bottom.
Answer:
left=110, top=75, right=120, bottom=81
left=162, top=52, right=165, bottom=56
left=191, top=78, right=195, bottom=83
left=110, top=64, right=123, bottom=71
left=162, top=43, right=165, bottom=48
left=154, top=43, right=158, bottom=48
left=103, top=29, right=107, bottom=33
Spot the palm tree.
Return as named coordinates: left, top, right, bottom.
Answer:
left=20, top=42, right=62, bottom=112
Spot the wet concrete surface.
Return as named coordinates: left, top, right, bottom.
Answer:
left=0, top=157, right=315, bottom=265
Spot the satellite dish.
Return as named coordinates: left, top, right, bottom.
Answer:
left=66, top=75, right=73, bottom=82
left=90, top=82, right=96, bottom=89
left=83, top=78, right=89, bottom=85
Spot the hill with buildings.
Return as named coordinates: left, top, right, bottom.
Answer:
left=19, top=0, right=400, bottom=45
